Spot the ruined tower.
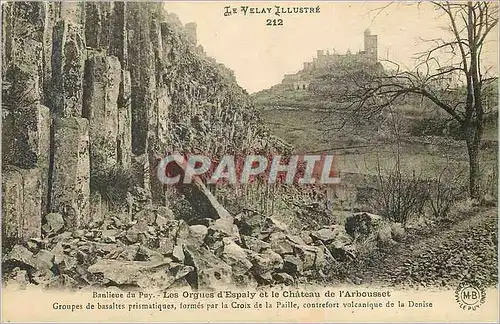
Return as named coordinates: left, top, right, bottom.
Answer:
left=364, top=29, right=378, bottom=61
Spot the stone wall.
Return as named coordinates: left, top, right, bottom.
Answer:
left=2, top=2, right=272, bottom=244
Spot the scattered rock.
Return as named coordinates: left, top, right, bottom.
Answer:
left=4, top=245, right=35, bottom=269
left=273, top=272, right=294, bottom=285
left=156, top=206, right=175, bottom=222
left=345, top=212, right=383, bottom=238
left=311, top=225, right=352, bottom=248
left=88, top=259, right=192, bottom=290
left=391, top=223, right=405, bottom=242
left=32, top=249, right=55, bottom=272
left=125, top=221, right=148, bottom=244
left=283, top=254, right=303, bottom=275
left=269, top=232, right=294, bottom=255
left=377, top=224, right=395, bottom=246
left=220, top=239, right=253, bottom=286
left=241, top=235, right=270, bottom=253
left=134, top=208, right=156, bottom=225
left=183, top=246, right=232, bottom=290
left=43, top=213, right=65, bottom=234
left=189, top=225, right=208, bottom=244
left=136, top=245, right=164, bottom=262
left=234, top=210, right=264, bottom=237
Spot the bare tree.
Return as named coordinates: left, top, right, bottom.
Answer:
left=330, top=2, right=498, bottom=199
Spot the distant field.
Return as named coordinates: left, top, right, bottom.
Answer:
left=259, top=107, right=498, bottom=179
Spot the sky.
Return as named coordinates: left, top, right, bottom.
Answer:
left=163, top=1, right=499, bottom=94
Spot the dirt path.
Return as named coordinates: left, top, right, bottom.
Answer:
left=350, top=207, right=498, bottom=289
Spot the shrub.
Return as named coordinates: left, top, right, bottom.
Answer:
left=370, top=159, right=429, bottom=226
left=90, top=165, right=136, bottom=209
left=428, top=165, right=467, bottom=220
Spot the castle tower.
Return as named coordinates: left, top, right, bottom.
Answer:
left=185, top=22, right=197, bottom=46
left=364, top=29, right=378, bottom=61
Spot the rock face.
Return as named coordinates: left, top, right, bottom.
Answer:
left=3, top=2, right=379, bottom=293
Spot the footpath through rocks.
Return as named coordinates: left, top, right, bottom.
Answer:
left=350, top=207, right=498, bottom=289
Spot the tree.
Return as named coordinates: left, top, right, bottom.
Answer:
left=334, top=2, right=498, bottom=199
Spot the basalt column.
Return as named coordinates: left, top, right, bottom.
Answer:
left=2, top=2, right=50, bottom=241
left=127, top=4, right=156, bottom=200
left=50, top=18, right=90, bottom=229
left=83, top=54, right=121, bottom=173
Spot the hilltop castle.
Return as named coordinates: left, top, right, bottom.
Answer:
left=282, top=29, right=378, bottom=90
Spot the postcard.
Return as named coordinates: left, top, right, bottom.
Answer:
left=1, top=1, right=498, bottom=322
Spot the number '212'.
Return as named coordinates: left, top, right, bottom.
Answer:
left=266, top=19, right=283, bottom=26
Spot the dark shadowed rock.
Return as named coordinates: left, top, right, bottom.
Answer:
left=345, top=212, right=384, bottom=238
left=234, top=210, right=264, bottom=237
left=273, top=272, right=294, bottom=285
left=283, top=254, right=303, bottom=275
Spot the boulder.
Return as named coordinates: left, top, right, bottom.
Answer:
left=32, top=249, right=55, bottom=272
left=261, top=217, right=287, bottom=234
left=156, top=206, right=175, bottom=222
left=134, top=208, right=156, bottom=225
left=220, top=239, right=253, bottom=286
left=135, top=245, right=164, bottom=262
left=311, top=225, right=353, bottom=248
left=268, top=232, right=294, bottom=255
left=206, top=217, right=240, bottom=246
left=241, top=235, right=270, bottom=253
left=183, top=246, right=232, bottom=290
left=345, top=212, right=384, bottom=238
left=43, top=213, right=65, bottom=234
left=125, top=221, right=148, bottom=244
left=171, top=244, right=185, bottom=262
left=178, top=176, right=233, bottom=220
left=283, top=254, right=303, bottom=275
left=273, top=272, right=294, bottom=285
left=391, top=223, right=405, bottom=242
left=3, top=245, right=35, bottom=269
left=245, top=248, right=283, bottom=277
left=88, top=259, right=192, bottom=290
left=293, top=245, right=320, bottom=270
left=189, top=225, right=208, bottom=244
left=234, top=210, right=264, bottom=237
left=377, top=224, right=395, bottom=246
